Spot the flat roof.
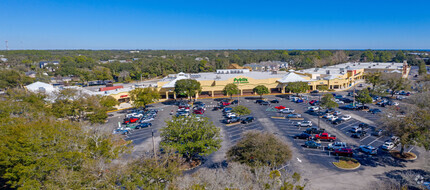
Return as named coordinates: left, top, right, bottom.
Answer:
left=297, top=62, right=404, bottom=75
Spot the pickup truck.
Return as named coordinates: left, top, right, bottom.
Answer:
left=328, top=142, right=347, bottom=150
left=315, top=133, right=336, bottom=141
left=305, top=127, right=325, bottom=134
left=279, top=108, right=295, bottom=114
left=296, top=121, right=312, bottom=127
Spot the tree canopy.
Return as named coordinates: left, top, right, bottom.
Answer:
left=285, top=82, right=310, bottom=95
left=160, top=116, right=222, bottom=161
left=174, top=79, right=202, bottom=100
left=355, top=89, right=373, bottom=106
left=223, top=83, right=240, bottom=99
left=227, top=131, right=292, bottom=167
left=253, top=85, right=270, bottom=98
left=129, top=87, right=160, bottom=108
left=232, top=105, right=251, bottom=116
left=320, top=94, right=338, bottom=109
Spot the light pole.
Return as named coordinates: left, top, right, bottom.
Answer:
left=152, top=129, right=157, bottom=162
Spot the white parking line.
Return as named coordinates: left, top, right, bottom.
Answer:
left=306, top=153, right=332, bottom=157
left=360, top=135, right=371, bottom=141
left=341, top=123, right=357, bottom=130
left=408, top=147, right=414, bottom=152
left=368, top=136, right=384, bottom=145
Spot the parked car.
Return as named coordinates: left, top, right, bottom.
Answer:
left=310, top=90, right=319, bottom=93
left=124, top=117, right=139, bottom=124
left=141, top=117, right=155, bottom=123
left=224, top=116, right=241, bottom=124
left=260, top=101, right=270, bottom=105
left=333, top=111, right=342, bottom=116
left=112, top=128, right=130, bottom=135
left=194, top=109, right=205, bottom=114
left=294, top=133, right=312, bottom=139
left=350, top=126, right=363, bottom=133
left=335, top=99, right=345, bottom=104
left=126, top=112, right=143, bottom=118
left=225, top=112, right=237, bottom=118
left=308, top=106, right=319, bottom=112
left=279, top=108, right=295, bottom=114
left=340, top=115, right=351, bottom=121
left=381, top=141, right=396, bottom=150
left=309, top=100, right=318, bottom=105
left=271, top=99, right=279, bottom=103
left=231, top=100, right=239, bottom=104
left=323, top=113, right=334, bottom=119
left=334, top=148, right=353, bottom=157
left=332, top=118, right=344, bottom=125
left=255, top=99, right=265, bottom=104
left=305, top=127, right=325, bottom=134
left=351, top=130, right=367, bottom=138
left=287, top=114, right=302, bottom=118
left=357, top=105, right=370, bottom=110
left=241, top=116, right=255, bottom=124
left=223, top=107, right=233, bottom=112
left=371, top=129, right=383, bottom=136
left=296, top=121, right=312, bottom=127
left=275, top=105, right=286, bottom=110
left=315, top=132, right=336, bottom=141
left=325, top=108, right=335, bottom=113
left=296, top=99, right=304, bottom=103
left=136, top=123, right=152, bottom=129
left=176, top=111, right=190, bottom=117
left=305, top=140, right=322, bottom=149
left=359, top=145, right=378, bottom=155
left=328, top=142, right=347, bottom=150
left=369, top=108, right=382, bottom=114
left=328, top=116, right=338, bottom=121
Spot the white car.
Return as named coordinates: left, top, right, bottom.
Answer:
left=328, top=142, right=347, bottom=150
left=335, top=99, right=345, bottom=104
left=308, top=106, right=319, bottom=112
left=340, top=115, right=351, bottom=121
left=126, top=113, right=143, bottom=118
left=328, top=116, right=338, bottom=121
left=323, top=113, right=334, bottom=119
left=178, top=108, right=190, bottom=112
left=296, top=121, right=312, bottom=127
left=350, top=126, right=363, bottom=133
left=279, top=108, right=295, bottom=114
left=381, top=141, right=395, bottom=150
left=225, top=113, right=237, bottom=118
left=333, top=111, right=342, bottom=116
left=141, top=117, right=154, bottom=123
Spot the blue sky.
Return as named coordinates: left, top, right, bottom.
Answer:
left=1, top=0, right=429, bottom=50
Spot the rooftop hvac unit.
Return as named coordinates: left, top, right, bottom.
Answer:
left=368, top=66, right=371, bottom=68
left=326, top=70, right=330, bottom=74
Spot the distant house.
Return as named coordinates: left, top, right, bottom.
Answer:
left=25, top=71, right=37, bottom=78
left=0, top=58, right=7, bottom=62
left=39, top=61, right=59, bottom=68
left=132, top=58, right=140, bottom=61
left=130, top=50, right=140, bottom=53
left=243, top=64, right=264, bottom=71
left=25, top=82, right=56, bottom=94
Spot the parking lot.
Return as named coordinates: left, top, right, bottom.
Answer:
left=107, top=89, right=420, bottom=170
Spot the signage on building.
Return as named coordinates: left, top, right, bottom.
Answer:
left=233, top=78, right=249, bottom=84
left=120, top=95, right=128, bottom=98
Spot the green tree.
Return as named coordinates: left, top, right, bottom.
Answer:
left=285, top=82, right=310, bottom=96
left=316, top=85, right=329, bottom=91
left=129, top=87, right=160, bottom=108
left=92, top=66, right=113, bottom=80
left=232, top=105, right=251, bottom=116
left=253, top=85, right=270, bottom=99
left=361, top=50, right=374, bottom=62
left=365, top=72, right=382, bottom=91
left=355, top=89, right=372, bottom=106
left=227, top=131, right=292, bottom=167
left=174, top=79, right=202, bottom=101
left=418, top=61, right=427, bottom=75
left=223, top=83, right=240, bottom=99
left=99, top=96, right=119, bottom=109
left=160, top=116, right=221, bottom=161
left=381, top=73, right=408, bottom=97
left=393, top=51, right=406, bottom=62
left=0, top=70, right=34, bottom=89
left=320, top=94, right=338, bottom=109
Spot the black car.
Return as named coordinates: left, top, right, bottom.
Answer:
left=241, top=116, right=255, bottom=124
left=325, top=108, right=335, bottom=113
left=340, top=98, right=353, bottom=103
left=358, top=123, right=370, bottom=129
left=332, top=118, right=343, bottom=125
left=305, top=127, right=325, bottom=134
left=231, top=100, right=239, bottom=104
left=294, top=133, right=312, bottom=139
left=260, top=101, right=270, bottom=105
left=270, top=99, right=279, bottom=103
left=369, top=108, right=382, bottom=114
left=371, top=129, right=383, bottom=136
left=357, top=105, right=369, bottom=110
left=351, top=131, right=367, bottom=138
left=255, top=100, right=264, bottom=104
left=224, top=116, right=241, bottom=124
left=136, top=123, right=152, bottom=129
left=310, top=90, right=319, bottom=94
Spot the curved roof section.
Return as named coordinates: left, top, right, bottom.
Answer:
left=277, top=72, right=309, bottom=83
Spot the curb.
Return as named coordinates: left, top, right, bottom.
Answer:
left=271, top=116, right=286, bottom=119
left=289, top=117, right=304, bottom=120
left=332, top=162, right=361, bottom=170
left=390, top=151, right=418, bottom=161
left=226, top=122, right=241, bottom=126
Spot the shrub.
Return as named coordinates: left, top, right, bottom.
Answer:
left=231, top=105, right=251, bottom=116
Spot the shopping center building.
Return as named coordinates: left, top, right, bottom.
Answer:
left=109, top=61, right=410, bottom=101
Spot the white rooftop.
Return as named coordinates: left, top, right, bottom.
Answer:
left=25, top=82, right=56, bottom=94
left=277, top=72, right=309, bottom=83
left=297, top=62, right=405, bottom=75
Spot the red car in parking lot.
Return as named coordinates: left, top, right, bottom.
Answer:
left=334, top=148, right=353, bottom=156
left=275, top=106, right=286, bottom=110
left=194, top=109, right=205, bottom=114
left=124, top=117, right=139, bottom=124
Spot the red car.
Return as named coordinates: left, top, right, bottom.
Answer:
left=124, top=117, right=139, bottom=124
left=275, top=106, right=286, bottom=110
left=309, top=100, right=317, bottom=105
left=315, top=133, right=337, bottom=141
left=194, top=109, right=205, bottom=114
left=334, top=148, right=353, bottom=157
left=221, top=102, right=231, bottom=106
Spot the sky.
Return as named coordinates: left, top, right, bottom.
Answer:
left=1, top=0, right=429, bottom=50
